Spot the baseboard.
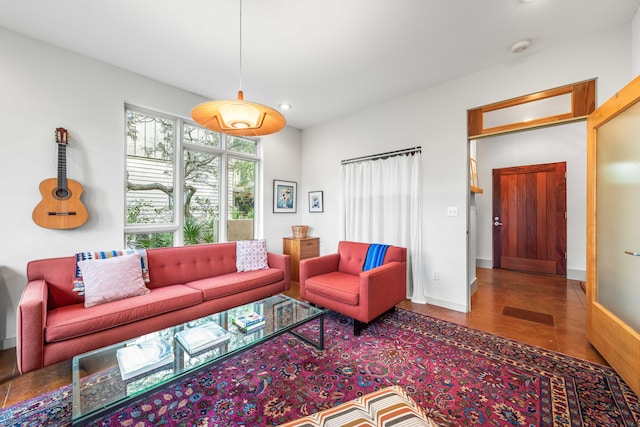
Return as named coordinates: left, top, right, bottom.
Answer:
left=476, top=258, right=492, bottom=269
left=567, top=269, right=586, bottom=281
left=469, top=277, right=478, bottom=295
left=424, top=296, right=468, bottom=313
left=2, top=336, right=16, bottom=351
left=477, top=259, right=586, bottom=282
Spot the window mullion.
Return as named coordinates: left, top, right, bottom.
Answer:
left=174, top=118, right=185, bottom=246
left=219, top=151, right=228, bottom=242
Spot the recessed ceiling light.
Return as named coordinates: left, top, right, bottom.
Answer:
left=510, top=39, right=531, bottom=53
left=279, top=103, right=292, bottom=111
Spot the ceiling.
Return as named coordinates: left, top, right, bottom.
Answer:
left=0, top=0, right=638, bottom=130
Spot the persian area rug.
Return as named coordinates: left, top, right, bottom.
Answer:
left=1, top=309, right=638, bottom=427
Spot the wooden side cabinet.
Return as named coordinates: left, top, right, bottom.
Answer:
left=283, top=237, right=319, bottom=281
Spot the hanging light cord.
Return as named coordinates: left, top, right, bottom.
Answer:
left=238, top=0, right=243, bottom=94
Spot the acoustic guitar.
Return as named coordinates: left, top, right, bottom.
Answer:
left=32, top=128, right=88, bottom=229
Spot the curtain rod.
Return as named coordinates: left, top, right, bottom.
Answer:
left=341, top=146, right=421, bottom=165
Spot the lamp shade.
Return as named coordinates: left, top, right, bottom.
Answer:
left=191, top=90, right=286, bottom=137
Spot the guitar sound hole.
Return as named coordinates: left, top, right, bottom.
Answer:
left=54, top=188, right=70, bottom=200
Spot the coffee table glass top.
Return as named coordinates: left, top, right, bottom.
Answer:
left=71, top=294, right=325, bottom=425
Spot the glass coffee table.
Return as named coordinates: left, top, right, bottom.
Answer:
left=71, top=294, right=325, bottom=426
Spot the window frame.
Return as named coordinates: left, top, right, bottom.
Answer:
left=124, top=104, right=261, bottom=247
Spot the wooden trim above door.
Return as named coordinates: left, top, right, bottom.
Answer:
left=468, top=79, right=596, bottom=139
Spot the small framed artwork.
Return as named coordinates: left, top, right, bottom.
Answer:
left=273, top=179, right=297, bottom=213
left=308, top=191, right=324, bottom=213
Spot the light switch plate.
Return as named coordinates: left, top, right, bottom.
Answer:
left=447, top=206, right=458, bottom=217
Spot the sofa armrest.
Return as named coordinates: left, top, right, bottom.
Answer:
left=358, top=261, right=407, bottom=322
left=17, top=279, right=48, bottom=374
left=268, top=252, right=291, bottom=291
left=299, top=253, right=340, bottom=300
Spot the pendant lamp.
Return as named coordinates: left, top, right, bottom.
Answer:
left=191, top=0, right=286, bottom=137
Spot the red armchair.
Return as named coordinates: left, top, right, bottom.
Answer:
left=299, top=241, right=407, bottom=335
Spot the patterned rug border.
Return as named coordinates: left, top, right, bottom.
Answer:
left=380, top=310, right=639, bottom=425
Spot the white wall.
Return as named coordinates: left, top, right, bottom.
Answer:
left=633, top=6, right=640, bottom=76
left=475, top=122, right=587, bottom=280
left=261, top=126, right=303, bottom=250
left=301, top=25, right=632, bottom=312
left=0, top=28, right=302, bottom=349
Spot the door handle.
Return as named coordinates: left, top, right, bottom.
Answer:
left=494, top=221, right=503, bottom=226
left=624, top=251, right=640, bottom=256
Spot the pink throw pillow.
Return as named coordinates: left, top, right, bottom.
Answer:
left=78, top=254, right=151, bottom=308
left=236, top=239, right=269, bottom=272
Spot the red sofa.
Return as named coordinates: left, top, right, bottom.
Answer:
left=17, top=242, right=290, bottom=374
left=299, top=241, right=406, bottom=335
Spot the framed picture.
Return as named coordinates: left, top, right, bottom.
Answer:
left=308, top=191, right=324, bottom=213
left=470, top=158, right=479, bottom=188
left=273, top=179, right=297, bottom=213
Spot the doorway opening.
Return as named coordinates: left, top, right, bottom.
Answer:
left=467, top=81, right=594, bottom=312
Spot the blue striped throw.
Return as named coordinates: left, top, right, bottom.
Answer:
left=363, top=244, right=389, bottom=271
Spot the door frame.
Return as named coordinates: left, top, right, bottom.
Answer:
left=467, top=80, right=595, bottom=312
left=587, top=75, right=640, bottom=396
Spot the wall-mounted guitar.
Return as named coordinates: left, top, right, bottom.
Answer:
left=32, top=128, right=88, bottom=229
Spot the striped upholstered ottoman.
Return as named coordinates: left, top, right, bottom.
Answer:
left=278, top=385, right=437, bottom=427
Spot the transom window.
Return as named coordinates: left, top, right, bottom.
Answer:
left=125, top=106, right=259, bottom=248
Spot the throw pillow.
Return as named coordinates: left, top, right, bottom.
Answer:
left=236, top=239, right=269, bottom=272
left=72, top=249, right=150, bottom=295
left=78, top=254, right=151, bottom=308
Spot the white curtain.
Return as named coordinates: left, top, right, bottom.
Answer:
left=340, top=152, right=425, bottom=303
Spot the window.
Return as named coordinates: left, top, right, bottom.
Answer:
left=467, top=79, right=596, bottom=138
left=125, top=106, right=259, bottom=248
left=227, top=157, right=256, bottom=240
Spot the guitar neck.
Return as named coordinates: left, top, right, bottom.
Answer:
left=57, top=140, right=68, bottom=192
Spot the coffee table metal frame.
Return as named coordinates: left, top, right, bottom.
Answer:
left=71, top=294, right=325, bottom=426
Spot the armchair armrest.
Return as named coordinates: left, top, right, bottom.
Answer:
left=17, top=279, right=48, bottom=374
left=299, top=253, right=340, bottom=299
left=358, top=261, right=407, bottom=322
left=268, top=252, right=291, bottom=291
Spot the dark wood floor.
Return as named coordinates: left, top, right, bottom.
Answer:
left=0, top=267, right=606, bottom=409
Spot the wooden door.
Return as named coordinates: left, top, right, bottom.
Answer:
left=493, top=163, right=567, bottom=276
left=587, top=76, right=640, bottom=396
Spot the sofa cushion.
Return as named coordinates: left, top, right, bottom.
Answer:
left=337, top=241, right=369, bottom=276
left=337, top=241, right=407, bottom=276
left=45, top=285, right=202, bottom=343
left=78, top=254, right=151, bottom=307
left=186, top=268, right=284, bottom=301
left=145, top=243, right=238, bottom=289
left=304, top=272, right=359, bottom=306
left=236, top=239, right=269, bottom=272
